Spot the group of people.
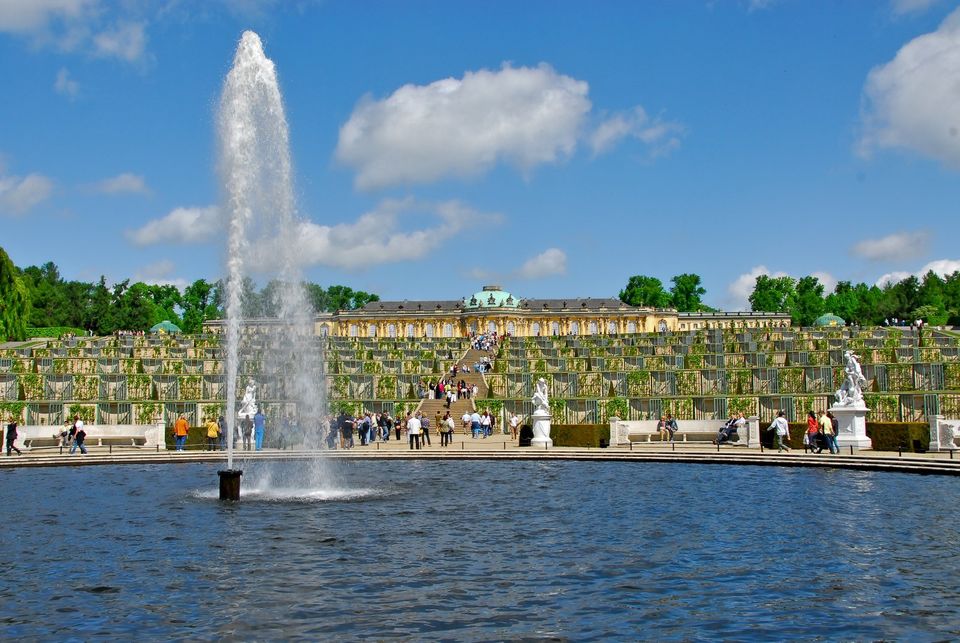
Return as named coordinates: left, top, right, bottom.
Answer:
left=172, top=411, right=268, bottom=452
left=329, top=407, right=519, bottom=449
left=766, top=409, right=840, bottom=453
left=471, top=331, right=499, bottom=353
left=50, top=415, right=88, bottom=454
left=421, top=378, right=478, bottom=404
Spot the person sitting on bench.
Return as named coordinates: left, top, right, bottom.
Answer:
left=716, top=412, right=745, bottom=444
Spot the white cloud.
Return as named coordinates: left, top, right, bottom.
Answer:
left=0, top=169, right=54, bottom=215
left=515, top=248, right=567, bottom=279
left=127, top=205, right=221, bottom=245
left=0, top=0, right=94, bottom=34
left=93, top=172, right=150, bottom=195
left=0, top=2, right=149, bottom=63
left=283, top=198, right=499, bottom=270
left=811, top=271, right=838, bottom=294
left=53, top=67, right=79, bottom=98
left=93, top=21, right=146, bottom=62
left=891, top=0, right=942, bottom=16
left=336, top=63, right=591, bottom=189
left=725, top=265, right=788, bottom=310
left=589, top=106, right=684, bottom=157
left=851, top=230, right=930, bottom=262
left=859, top=7, right=960, bottom=168
left=876, top=258, right=960, bottom=286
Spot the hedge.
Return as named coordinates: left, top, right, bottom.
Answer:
left=27, top=326, right=86, bottom=338
left=758, top=420, right=929, bottom=452
left=549, top=424, right=610, bottom=448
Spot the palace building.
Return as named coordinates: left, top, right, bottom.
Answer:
left=206, top=285, right=790, bottom=337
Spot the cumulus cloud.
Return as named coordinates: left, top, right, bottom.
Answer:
left=53, top=67, right=79, bottom=98
left=93, top=21, right=146, bottom=62
left=93, top=172, right=150, bottom=195
left=876, top=258, right=960, bottom=286
left=127, top=205, right=221, bottom=245
left=0, top=2, right=149, bottom=62
left=280, top=198, right=499, bottom=271
left=336, top=64, right=589, bottom=189
left=589, top=106, right=684, bottom=157
left=811, top=271, right=838, bottom=294
left=859, top=8, right=960, bottom=168
left=336, top=63, right=681, bottom=189
left=0, top=166, right=54, bottom=215
left=891, top=0, right=942, bottom=15
left=0, top=0, right=94, bottom=34
left=516, top=248, right=567, bottom=279
left=851, top=230, right=930, bottom=262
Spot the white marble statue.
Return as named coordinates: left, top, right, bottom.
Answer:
left=531, top=377, right=553, bottom=447
left=835, top=350, right=867, bottom=407
left=532, top=377, right=550, bottom=415
left=238, top=380, right=258, bottom=417
left=940, top=421, right=960, bottom=451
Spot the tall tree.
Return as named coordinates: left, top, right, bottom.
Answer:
left=618, top=275, right=672, bottom=307
left=669, top=273, right=707, bottom=312
left=787, top=275, right=825, bottom=326
left=0, top=247, right=31, bottom=341
left=181, top=279, right=220, bottom=333
left=749, top=275, right=796, bottom=312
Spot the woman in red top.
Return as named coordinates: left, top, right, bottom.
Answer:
left=806, top=411, right=821, bottom=454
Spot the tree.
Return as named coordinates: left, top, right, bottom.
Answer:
left=181, top=279, right=220, bottom=333
left=669, top=273, right=707, bottom=312
left=350, top=290, right=379, bottom=309
left=787, top=276, right=825, bottom=326
left=749, top=275, right=796, bottom=312
left=0, top=247, right=31, bottom=341
left=619, top=275, right=671, bottom=307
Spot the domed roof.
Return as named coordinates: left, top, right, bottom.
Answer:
left=464, top=285, right=520, bottom=309
left=814, top=313, right=845, bottom=327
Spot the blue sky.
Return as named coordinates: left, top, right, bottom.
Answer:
left=1, top=0, right=959, bottom=309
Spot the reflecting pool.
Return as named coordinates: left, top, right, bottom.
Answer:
left=3, top=460, right=959, bottom=640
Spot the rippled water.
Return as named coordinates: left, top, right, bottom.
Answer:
left=3, top=460, right=959, bottom=640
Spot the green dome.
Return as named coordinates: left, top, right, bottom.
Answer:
left=464, top=286, right=520, bottom=309
left=814, top=313, right=845, bottom=327
left=150, top=320, right=182, bottom=334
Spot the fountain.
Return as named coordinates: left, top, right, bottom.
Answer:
left=217, top=31, right=324, bottom=499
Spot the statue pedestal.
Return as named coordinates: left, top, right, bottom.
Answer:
left=829, top=404, right=871, bottom=449
left=530, top=411, right=553, bottom=448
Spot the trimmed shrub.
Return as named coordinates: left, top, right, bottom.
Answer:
left=550, top=423, right=610, bottom=448
left=865, top=422, right=929, bottom=452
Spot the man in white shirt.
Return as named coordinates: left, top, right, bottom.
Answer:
left=407, top=413, right=422, bottom=450
left=509, top=413, right=521, bottom=440
left=461, top=411, right=472, bottom=433
left=470, top=411, right=482, bottom=438
left=768, top=410, right=791, bottom=452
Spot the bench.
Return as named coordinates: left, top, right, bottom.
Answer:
left=609, top=417, right=761, bottom=448
left=15, top=423, right=166, bottom=452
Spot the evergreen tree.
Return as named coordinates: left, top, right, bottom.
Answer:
left=0, top=247, right=31, bottom=341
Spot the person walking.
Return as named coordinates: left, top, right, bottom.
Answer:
left=253, top=409, right=266, bottom=451
left=768, top=411, right=791, bottom=452
left=217, top=415, right=227, bottom=451
left=206, top=416, right=220, bottom=451
left=240, top=414, right=253, bottom=451
left=820, top=410, right=839, bottom=454
left=421, top=415, right=431, bottom=446
left=70, top=422, right=87, bottom=455
left=173, top=414, right=189, bottom=452
left=407, top=412, right=422, bottom=450
left=806, top=411, right=821, bottom=453
left=509, top=413, right=520, bottom=440
left=442, top=411, right=455, bottom=446
left=5, top=418, right=22, bottom=456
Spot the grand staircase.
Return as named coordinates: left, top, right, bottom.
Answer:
left=416, top=345, right=495, bottom=432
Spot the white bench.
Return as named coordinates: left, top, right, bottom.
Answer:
left=16, top=423, right=166, bottom=451
left=609, top=417, right=761, bottom=448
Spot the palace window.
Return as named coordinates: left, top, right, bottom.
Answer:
left=627, top=321, right=637, bottom=334
left=367, top=324, right=377, bottom=338
left=405, top=324, right=415, bottom=338
left=387, top=324, right=397, bottom=338
left=588, top=322, right=598, bottom=335
left=444, top=323, right=453, bottom=337
left=570, top=321, right=580, bottom=336
left=349, top=324, right=358, bottom=337
left=425, top=323, right=435, bottom=338
left=532, top=322, right=541, bottom=336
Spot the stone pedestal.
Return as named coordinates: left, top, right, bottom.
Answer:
left=530, top=411, right=553, bottom=448
left=830, top=404, right=871, bottom=449
left=928, top=415, right=960, bottom=452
